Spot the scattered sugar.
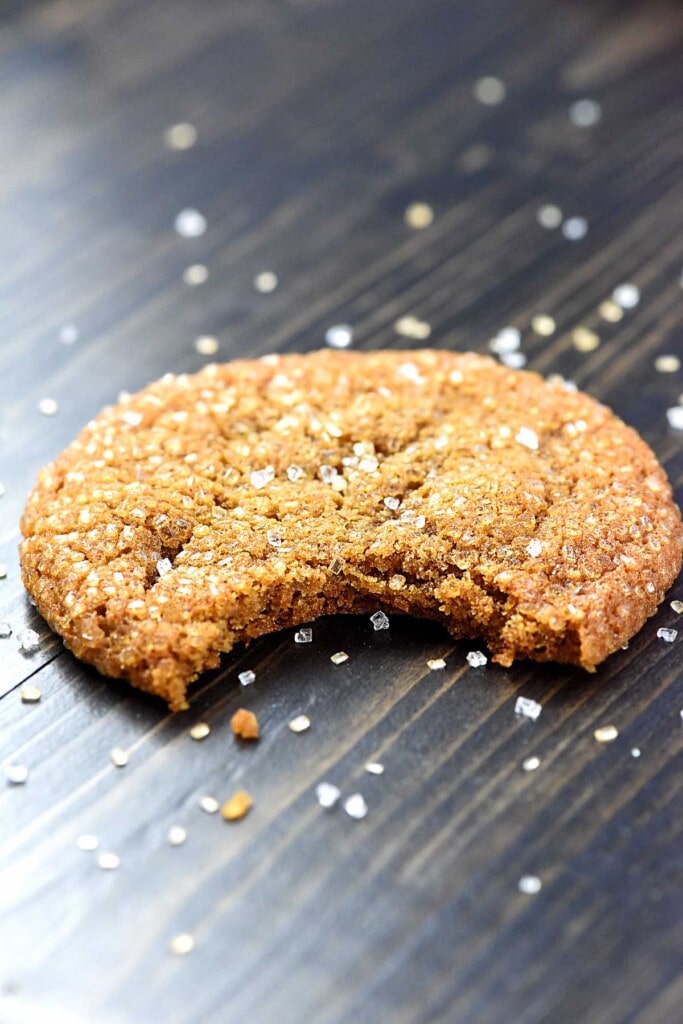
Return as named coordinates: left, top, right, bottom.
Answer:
left=294, top=628, right=313, bottom=644
left=288, top=714, right=311, bottom=733
left=238, top=670, right=256, bottom=687
left=526, top=539, right=542, bottom=557
left=518, top=875, right=542, bottom=894
left=656, top=627, right=677, bottom=643
left=427, top=658, right=446, bottom=670
left=466, top=650, right=487, bottom=668
left=316, top=782, right=340, bottom=808
left=330, top=651, right=349, bottom=665
left=343, top=793, right=368, bottom=820
left=594, top=725, right=618, bottom=743
left=515, top=696, right=542, bottom=720
left=370, top=611, right=390, bottom=631
left=515, top=427, right=539, bottom=451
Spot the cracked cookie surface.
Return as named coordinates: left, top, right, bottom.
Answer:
left=20, top=350, right=683, bottom=709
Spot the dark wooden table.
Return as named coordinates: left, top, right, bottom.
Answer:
left=1, top=2, right=682, bottom=1022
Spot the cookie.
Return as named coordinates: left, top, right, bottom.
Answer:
left=20, top=350, right=682, bottom=710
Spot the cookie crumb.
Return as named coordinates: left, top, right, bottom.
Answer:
left=231, top=708, right=259, bottom=741
left=221, top=790, right=253, bottom=821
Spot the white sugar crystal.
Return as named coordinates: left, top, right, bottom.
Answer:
left=174, top=208, right=207, bottom=238
left=383, top=496, right=400, bottom=511
left=0, top=623, right=12, bottom=638
left=250, top=465, right=275, bottom=488
left=288, top=714, right=311, bottom=733
left=5, top=763, right=29, bottom=785
left=330, top=651, right=349, bottom=665
left=370, top=610, right=390, bottom=631
left=198, top=795, right=219, bottom=814
left=666, top=407, right=683, bottom=431
left=500, top=351, right=527, bottom=369
left=319, top=465, right=338, bottom=484
left=670, top=600, right=683, bottom=614
left=167, top=826, right=187, bottom=846
left=238, top=670, right=256, bottom=687
left=77, top=834, right=99, bottom=852
left=343, top=793, right=368, bottom=820
left=612, top=283, right=640, bottom=309
left=526, top=539, right=542, bottom=558
left=267, top=528, right=284, bottom=547
left=365, top=762, right=384, bottom=775
left=562, top=216, right=588, bottom=240
left=316, top=782, right=341, bottom=808
left=286, top=464, right=305, bottom=481
left=515, top=695, right=542, bottom=721
left=473, top=76, right=506, bottom=105
left=253, top=271, right=278, bottom=293
left=156, top=558, right=173, bottom=577
left=518, top=874, right=542, bottom=894
left=516, top=427, right=539, bottom=450
left=18, top=629, right=40, bottom=652
left=537, top=204, right=563, bottom=229
left=325, top=324, right=353, bottom=349
left=59, top=323, right=79, bottom=345
left=38, top=398, right=58, bottom=416
left=466, top=650, right=487, bottom=668
left=656, top=627, right=677, bottom=643
left=522, top=756, right=541, bottom=772
left=427, top=658, right=446, bottom=670
left=631, top=748, right=641, bottom=758
left=97, top=852, right=121, bottom=871
left=569, top=98, right=602, bottom=127
left=294, top=627, right=313, bottom=644
left=489, top=327, right=521, bottom=354
left=121, top=410, right=143, bottom=426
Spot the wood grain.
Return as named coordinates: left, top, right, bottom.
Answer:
left=1, top=1, right=682, bottom=1022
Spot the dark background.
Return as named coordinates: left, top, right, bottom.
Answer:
left=0, top=2, right=682, bottom=1022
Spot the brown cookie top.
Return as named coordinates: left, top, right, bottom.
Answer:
left=20, top=350, right=682, bottom=709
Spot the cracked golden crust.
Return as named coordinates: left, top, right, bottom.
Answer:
left=20, top=350, right=683, bottom=709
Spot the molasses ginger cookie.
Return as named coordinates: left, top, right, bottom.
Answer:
left=20, top=350, right=682, bottom=710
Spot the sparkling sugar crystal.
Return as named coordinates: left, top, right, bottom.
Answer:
left=174, top=208, right=207, bottom=238
left=253, top=271, right=278, bottom=293
left=194, top=335, right=219, bottom=356
left=0, top=623, right=11, bottom=638
left=518, top=875, right=542, bottom=894
left=666, top=407, right=683, bottom=430
left=97, top=852, right=121, bottom=871
left=473, top=76, right=506, bottom=105
left=515, top=427, right=539, bottom=451
left=466, top=650, right=487, bottom=668
left=156, top=558, right=172, bottom=577
left=404, top=202, right=434, bottom=229
left=250, top=466, right=275, bottom=489
left=286, top=464, right=305, bottom=482
left=343, top=793, right=368, bottom=820
left=165, top=123, right=197, bottom=150
left=536, top=204, right=563, bottom=229
left=330, top=651, right=349, bottom=665
left=238, top=670, right=256, bottom=687
left=500, top=351, right=527, bottom=369
left=594, top=725, right=618, bottom=743
left=562, top=217, right=588, bottom=241
left=5, top=763, right=29, bottom=785
left=522, top=756, right=541, bottom=772
left=167, top=826, right=187, bottom=846
left=20, top=686, right=42, bottom=704
left=526, top=539, right=542, bottom=558
left=325, top=324, right=354, bottom=349
left=316, top=782, right=341, bottom=808
left=183, top=264, right=208, bottom=286
left=288, top=714, right=311, bottom=733
left=294, top=628, right=313, bottom=644
left=198, top=795, right=219, bottom=814
left=612, top=283, right=640, bottom=309
left=569, top=98, right=602, bottom=127
left=189, top=722, right=210, bottom=740
left=515, top=696, right=542, bottom=720
left=77, top=834, right=99, bottom=852
left=370, top=611, right=390, bottom=631
left=383, top=496, right=400, bottom=511
left=365, top=762, right=384, bottom=775
left=656, top=627, right=677, bottom=643
left=18, top=629, right=40, bottom=653
left=427, top=658, right=447, bottom=670
left=488, top=327, right=521, bottom=354
left=670, top=600, right=683, bottom=614
left=169, top=933, right=195, bottom=956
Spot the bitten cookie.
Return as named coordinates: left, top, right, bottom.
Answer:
left=20, top=350, right=682, bottom=709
